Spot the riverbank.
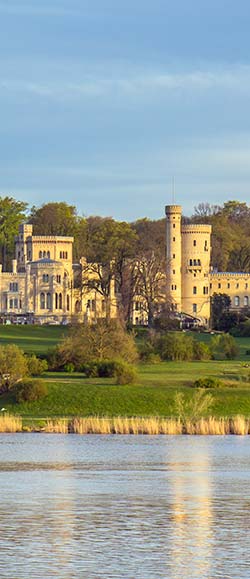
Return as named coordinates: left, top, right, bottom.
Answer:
left=2, top=414, right=250, bottom=435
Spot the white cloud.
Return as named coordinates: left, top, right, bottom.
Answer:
left=1, top=64, right=250, bottom=102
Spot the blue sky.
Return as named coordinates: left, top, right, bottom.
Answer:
left=1, top=0, right=250, bottom=220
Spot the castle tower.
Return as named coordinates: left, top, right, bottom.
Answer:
left=165, top=205, right=182, bottom=311
left=15, top=223, right=33, bottom=272
left=181, top=223, right=212, bottom=325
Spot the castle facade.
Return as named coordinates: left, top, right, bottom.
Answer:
left=0, top=207, right=248, bottom=325
left=165, top=204, right=250, bottom=326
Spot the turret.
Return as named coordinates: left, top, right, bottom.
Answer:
left=165, top=205, right=182, bottom=311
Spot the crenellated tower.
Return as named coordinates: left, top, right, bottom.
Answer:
left=181, top=223, right=211, bottom=325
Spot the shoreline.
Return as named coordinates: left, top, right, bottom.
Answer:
left=2, top=415, right=250, bottom=435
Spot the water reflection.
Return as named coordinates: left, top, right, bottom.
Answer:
left=0, top=435, right=250, bottom=578
left=167, top=440, right=213, bottom=579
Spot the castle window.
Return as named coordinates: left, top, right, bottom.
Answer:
left=193, top=286, right=197, bottom=294
left=203, top=286, right=208, bottom=295
left=236, top=283, right=239, bottom=289
left=173, top=269, right=175, bottom=274
left=218, top=283, right=221, bottom=289
left=173, top=223, right=176, bottom=229
left=47, top=251, right=50, bottom=258
left=244, top=296, right=249, bottom=307
left=173, top=254, right=175, bottom=259
left=193, top=304, right=197, bottom=313
left=189, top=259, right=192, bottom=266
left=42, top=274, right=49, bottom=283
left=234, top=296, right=240, bottom=307
left=39, top=251, right=42, bottom=258
left=210, top=283, right=212, bottom=289
left=9, top=283, right=18, bottom=292
left=59, top=293, right=62, bottom=309
left=40, top=292, right=45, bottom=309
left=245, top=283, right=248, bottom=290
left=227, top=283, right=230, bottom=289
left=43, top=251, right=46, bottom=258
left=173, top=237, right=176, bottom=242
left=193, top=240, right=197, bottom=247
left=135, top=302, right=139, bottom=311
left=56, top=275, right=61, bottom=284
left=46, top=292, right=52, bottom=309
left=171, top=284, right=177, bottom=291
left=55, top=293, right=58, bottom=309
left=67, top=295, right=70, bottom=311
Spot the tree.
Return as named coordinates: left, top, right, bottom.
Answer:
left=0, top=345, right=28, bottom=394
left=29, top=202, right=79, bottom=237
left=211, top=293, right=231, bottom=330
left=55, top=319, right=138, bottom=369
left=0, top=196, right=28, bottom=270
left=82, top=217, right=137, bottom=321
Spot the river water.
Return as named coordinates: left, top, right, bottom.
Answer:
left=0, top=434, right=250, bottom=579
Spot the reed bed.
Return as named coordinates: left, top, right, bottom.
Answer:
left=41, top=415, right=250, bottom=435
left=0, top=413, right=22, bottom=432
left=44, top=419, right=68, bottom=434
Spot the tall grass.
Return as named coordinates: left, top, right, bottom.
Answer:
left=65, top=416, right=250, bottom=435
left=44, top=419, right=68, bottom=433
left=0, top=413, right=22, bottom=432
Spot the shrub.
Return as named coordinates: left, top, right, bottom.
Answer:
left=16, top=379, right=48, bottom=403
left=27, top=355, right=48, bottom=376
left=82, top=362, right=99, bottom=377
left=193, top=341, right=211, bottom=360
left=156, top=332, right=194, bottom=361
left=193, top=377, right=224, bottom=389
left=114, top=361, right=138, bottom=385
left=64, top=362, right=75, bottom=373
left=211, top=333, right=239, bottom=360
left=96, top=360, right=116, bottom=377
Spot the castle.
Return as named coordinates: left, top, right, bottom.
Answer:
left=0, top=206, right=248, bottom=325
left=165, top=204, right=250, bottom=326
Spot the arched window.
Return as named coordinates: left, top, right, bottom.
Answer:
left=75, top=300, right=81, bottom=313
left=39, top=251, right=42, bottom=258
left=42, top=274, right=49, bottom=283
left=67, top=295, right=70, bottom=311
left=193, top=286, right=197, bottom=294
left=43, top=251, right=46, bottom=258
left=47, top=251, right=50, bottom=258
left=40, top=293, right=45, bottom=309
left=55, top=293, right=58, bottom=309
left=234, top=296, right=240, bottom=307
left=46, top=293, right=51, bottom=309
left=59, top=293, right=62, bottom=309
left=244, top=296, right=249, bottom=307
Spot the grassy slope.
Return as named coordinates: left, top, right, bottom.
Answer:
left=0, top=326, right=250, bottom=420
left=0, top=325, right=67, bottom=354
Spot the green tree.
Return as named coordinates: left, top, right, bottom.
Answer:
left=0, top=345, right=28, bottom=394
left=29, top=202, right=79, bottom=236
left=0, top=196, right=28, bottom=270
left=211, top=293, right=231, bottom=330
left=55, top=319, right=138, bottom=369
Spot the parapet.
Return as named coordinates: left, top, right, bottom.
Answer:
left=182, top=224, right=212, bottom=234
left=165, top=205, right=182, bottom=215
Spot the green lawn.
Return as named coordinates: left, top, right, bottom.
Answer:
left=1, top=359, right=250, bottom=422
left=0, top=326, right=250, bottom=422
left=0, top=324, right=67, bottom=354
